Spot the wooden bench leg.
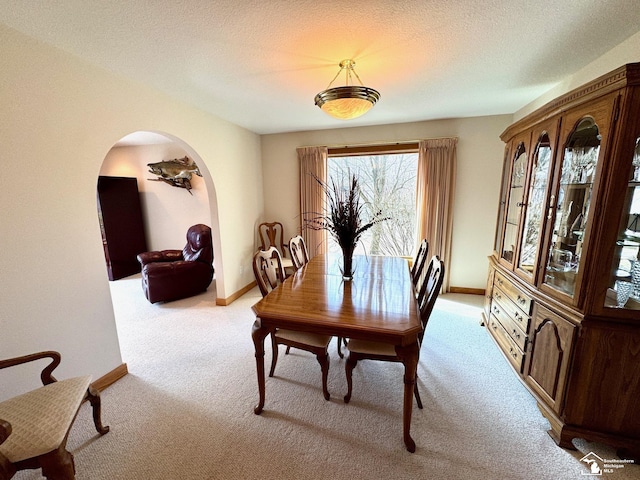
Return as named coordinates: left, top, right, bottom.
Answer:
left=40, top=445, right=75, bottom=480
left=87, top=386, right=110, bottom=435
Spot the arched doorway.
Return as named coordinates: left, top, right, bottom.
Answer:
left=97, top=130, right=222, bottom=298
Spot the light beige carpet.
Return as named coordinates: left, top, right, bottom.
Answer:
left=12, top=275, right=639, bottom=479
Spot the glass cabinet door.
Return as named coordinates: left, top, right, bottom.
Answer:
left=517, top=133, right=553, bottom=280
left=608, top=137, right=640, bottom=309
left=494, top=147, right=510, bottom=255
left=543, top=117, right=601, bottom=297
left=500, top=142, right=527, bottom=265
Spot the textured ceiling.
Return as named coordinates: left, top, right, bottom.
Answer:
left=2, top=1, right=640, bottom=135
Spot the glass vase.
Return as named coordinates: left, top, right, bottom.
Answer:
left=616, top=280, right=633, bottom=308
left=341, top=244, right=355, bottom=281
left=632, top=261, right=640, bottom=298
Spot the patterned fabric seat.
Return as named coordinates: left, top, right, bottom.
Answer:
left=0, top=376, right=91, bottom=463
left=0, top=351, right=109, bottom=480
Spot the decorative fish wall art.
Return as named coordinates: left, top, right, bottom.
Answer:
left=147, top=156, right=202, bottom=194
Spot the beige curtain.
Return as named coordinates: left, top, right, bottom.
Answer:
left=297, top=146, right=328, bottom=257
left=416, top=138, right=457, bottom=292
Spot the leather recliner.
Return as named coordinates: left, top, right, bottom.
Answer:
left=137, top=224, right=214, bottom=303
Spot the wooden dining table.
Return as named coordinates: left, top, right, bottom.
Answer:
left=251, top=253, right=422, bottom=452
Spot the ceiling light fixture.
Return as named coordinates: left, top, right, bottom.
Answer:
left=314, top=59, right=380, bottom=120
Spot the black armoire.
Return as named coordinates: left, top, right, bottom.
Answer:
left=97, top=176, right=148, bottom=280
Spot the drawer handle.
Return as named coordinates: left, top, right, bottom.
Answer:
left=495, top=292, right=502, bottom=300
left=517, top=295, right=527, bottom=305
left=514, top=312, right=522, bottom=322
left=497, top=278, right=503, bottom=286
left=509, top=347, right=518, bottom=359
left=512, top=329, right=520, bottom=340
left=493, top=306, right=501, bottom=315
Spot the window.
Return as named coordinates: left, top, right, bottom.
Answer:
left=327, top=144, right=419, bottom=257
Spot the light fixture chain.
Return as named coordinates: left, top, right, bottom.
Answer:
left=325, top=65, right=345, bottom=90
left=350, top=67, right=365, bottom=87
left=345, top=65, right=352, bottom=86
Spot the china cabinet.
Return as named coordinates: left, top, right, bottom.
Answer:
left=484, top=63, right=640, bottom=457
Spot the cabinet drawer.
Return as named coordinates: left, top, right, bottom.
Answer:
left=488, top=315, right=525, bottom=373
left=492, top=286, right=531, bottom=334
left=490, top=297, right=528, bottom=351
left=494, top=271, right=533, bottom=315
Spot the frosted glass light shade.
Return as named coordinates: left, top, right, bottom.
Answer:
left=314, top=86, right=380, bottom=120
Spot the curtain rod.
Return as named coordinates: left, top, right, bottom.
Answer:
left=299, top=136, right=458, bottom=150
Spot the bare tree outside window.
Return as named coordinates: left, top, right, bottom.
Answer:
left=327, top=153, right=418, bottom=257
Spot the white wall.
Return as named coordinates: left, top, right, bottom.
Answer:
left=0, top=24, right=262, bottom=399
left=261, top=115, right=512, bottom=290
left=101, top=143, right=211, bottom=252
left=516, top=31, right=640, bottom=120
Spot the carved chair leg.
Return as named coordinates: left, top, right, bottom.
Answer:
left=0, top=455, right=16, bottom=480
left=413, top=379, right=423, bottom=409
left=0, top=421, right=14, bottom=480
left=40, top=445, right=75, bottom=480
left=336, top=337, right=344, bottom=359
left=87, top=386, right=110, bottom=435
left=316, top=351, right=330, bottom=401
left=285, top=346, right=291, bottom=355
left=269, top=334, right=279, bottom=377
left=344, top=355, right=358, bottom=403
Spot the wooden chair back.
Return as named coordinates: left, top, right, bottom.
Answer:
left=289, top=235, right=309, bottom=270
left=253, top=247, right=286, bottom=297
left=411, top=239, right=429, bottom=288
left=258, top=222, right=289, bottom=257
left=416, top=255, right=445, bottom=335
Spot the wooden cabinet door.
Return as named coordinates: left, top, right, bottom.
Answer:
left=540, top=93, right=619, bottom=307
left=515, top=118, right=560, bottom=286
left=562, top=322, right=640, bottom=436
left=525, top=304, right=576, bottom=415
left=97, top=176, right=148, bottom=280
left=499, top=132, right=532, bottom=269
left=493, top=146, right=511, bottom=258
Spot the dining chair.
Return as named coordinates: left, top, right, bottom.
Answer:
left=0, top=351, right=109, bottom=480
left=258, top=222, right=294, bottom=274
left=288, top=235, right=348, bottom=359
left=411, top=239, right=429, bottom=291
left=343, top=255, right=445, bottom=407
left=252, top=247, right=333, bottom=400
left=288, top=235, right=309, bottom=270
